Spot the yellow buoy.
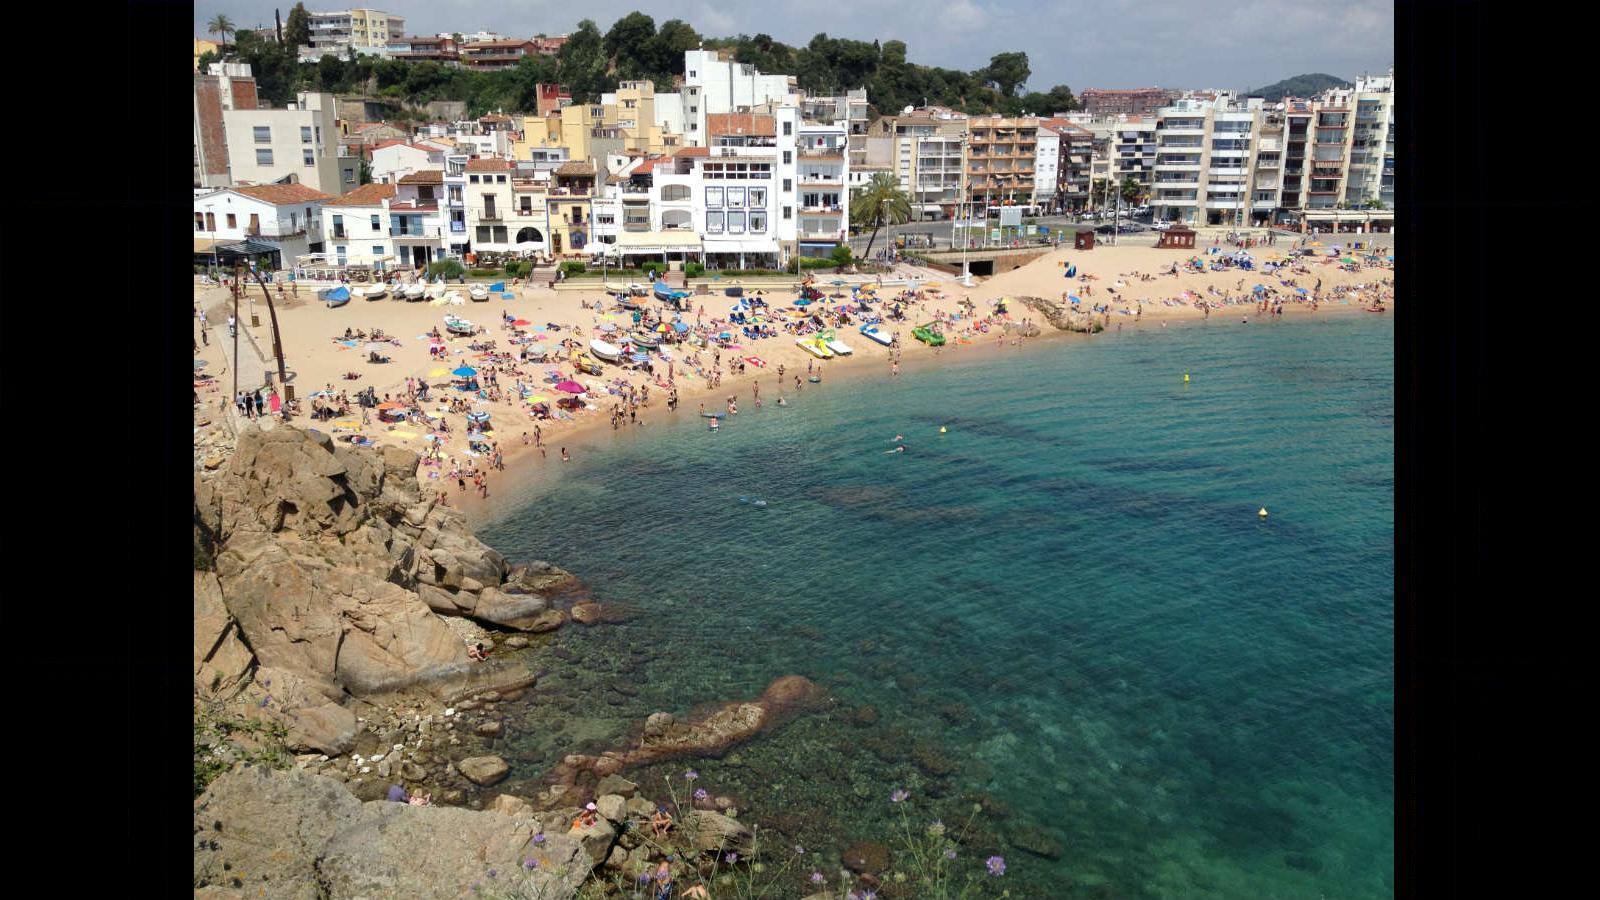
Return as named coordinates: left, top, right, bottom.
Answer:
left=939, top=426, right=948, bottom=434
left=1183, top=372, right=1190, bottom=383
left=1258, top=507, right=1269, bottom=518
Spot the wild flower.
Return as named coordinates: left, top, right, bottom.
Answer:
left=532, top=833, right=546, bottom=844
left=944, top=848, right=958, bottom=860
left=694, top=788, right=708, bottom=802
left=684, top=770, right=699, bottom=781
left=487, top=869, right=496, bottom=879
left=523, top=859, right=536, bottom=870
left=811, top=871, right=825, bottom=884
left=986, top=855, right=1007, bottom=876
left=927, top=820, right=946, bottom=837
left=890, top=788, right=909, bottom=803
left=725, top=852, right=738, bottom=864
left=795, top=845, right=806, bottom=855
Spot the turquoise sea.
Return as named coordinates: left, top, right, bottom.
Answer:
left=478, top=314, right=1394, bottom=898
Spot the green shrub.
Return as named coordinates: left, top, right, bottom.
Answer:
left=830, top=245, right=854, bottom=266
left=685, top=261, right=705, bottom=277
left=503, top=260, right=532, bottom=279
left=641, top=262, right=665, bottom=278
left=467, top=267, right=501, bottom=277
left=560, top=261, right=588, bottom=276
left=427, top=259, right=465, bottom=280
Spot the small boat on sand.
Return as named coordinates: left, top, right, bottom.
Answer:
left=443, top=315, right=475, bottom=336
left=796, top=336, right=834, bottom=359
left=355, top=284, right=387, bottom=301
left=469, top=285, right=489, bottom=301
left=320, top=286, right=351, bottom=307
left=859, top=323, right=893, bottom=346
left=589, top=338, right=623, bottom=362
left=403, top=283, right=426, bottom=301
left=912, top=324, right=946, bottom=347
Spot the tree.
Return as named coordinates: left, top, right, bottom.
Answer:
left=284, top=3, right=311, bottom=49
left=604, top=11, right=656, bottom=64
left=558, top=19, right=610, bottom=101
left=850, top=172, right=912, bottom=261
left=1120, top=176, right=1143, bottom=206
left=647, top=19, right=701, bottom=74
left=982, top=51, right=1030, bottom=98
left=207, top=14, right=236, bottom=53
left=197, top=49, right=220, bottom=72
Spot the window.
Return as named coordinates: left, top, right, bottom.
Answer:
left=706, top=211, right=724, bottom=233
left=226, top=213, right=237, bottom=229
left=663, top=184, right=691, bottom=202
left=336, top=246, right=347, bottom=264
left=476, top=226, right=491, bottom=243
left=303, top=149, right=315, bottom=166
left=782, top=178, right=792, bottom=192
left=689, top=106, right=697, bottom=114
left=689, top=70, right=696, bottom=78
left=373, top=245, right=384, bottom=255
left=749, top=209, right=767, bottom=232
left=194, top=212, right=205, bottom=231
left=493, top=226, right=507, bottom=242
left=726, top=187, right=745, bottom=208
left=727, top=211, right=745, bottom=233
left=783, top=150, right=792, bottom=164
left=255, top=148, right=274, bottom=166
left=301, top=126, right=312, bottom=143
left=497, top=175, right=507, bottom=183
left=344, top=168, right=356, bottom=184
left=315, top=126, right=321, bottom=144
left=782, top=121, right=792, bottom=136
left=782, top=206, right=792, bottom=220
left=470, top=175, right=480, bottom=183
left=253, top=126, right=271, bottom=144
left=705, top=187, right=724, bottom=207
left=748, top=187, right=766, bottom=207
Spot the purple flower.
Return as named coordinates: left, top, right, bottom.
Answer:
left=533, top=833, right=546, bottom=844
left=986, top=855, right=1006, bottom=876
left=890, top=788, right=909, bottom=803
left=523, top=859, right=537, bottom=870
left=693, top=788, right=708, bottom=801
left=944, top=849, right=958, bottom=860
left=637, top=871, right=653, bottom=883
left=794, top=845, right=806, bottom=855
left=684, top=770, right=699, bottom=781
left=725, top=852, right=738, bottom=864
left=487, top=869, right=496, bottom=879
left=811, top=871, right=825, bottom=884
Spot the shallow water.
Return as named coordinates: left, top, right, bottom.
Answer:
left=479, top=315, right=1394, bottom=898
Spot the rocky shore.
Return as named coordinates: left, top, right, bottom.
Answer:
left=193, top=426, right=829, bottom=898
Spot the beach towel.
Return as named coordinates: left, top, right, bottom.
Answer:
left=744, top=356, right=766, bottom=367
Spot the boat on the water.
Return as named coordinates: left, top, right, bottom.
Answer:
left=403, top=283, right=426, bottom=301
left=589, top=338, right=623, bottom=362
left=819, top=330, right=853, bottom=356
left=320, top=286, right=351, bottom=307
left=859, top=323, right=893, bottom=346
left=912, top=324, right=946, bottom=347
left=796, top=336, right=835, bottom=359
left=469, top=285, right=489, bottom=301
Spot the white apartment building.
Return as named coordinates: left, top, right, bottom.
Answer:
left=1151, top=96, right=1273, bottom=226
left=1033, top=126, right=1061, bottom=209
left=679, top=50, right=799, bottom=146
left=463, top=158, right=516, bottom=255
left=194, top=182, right=332, bottom=267
left=793, top=117, right=852, bottom=256
left=320, top=183, right=399, bottom=270
left=869, top=108, right=968, bottom=220
left=390, top=170, right=448, bottom=268
left=1111, top=119, right=1157, bottom=199
left=369, top=140, right=445, bottom=184
left=222, top=92, right=342, bottom=195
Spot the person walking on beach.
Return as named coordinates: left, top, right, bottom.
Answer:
left=561, top=448, right=570, bottom=462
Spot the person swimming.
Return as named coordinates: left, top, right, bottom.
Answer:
left=884, top=444, right=906, bottom=454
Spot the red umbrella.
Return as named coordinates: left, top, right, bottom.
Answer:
left=512, top=318, right=531, bottom=326
left=554, top=380, right=586, bottom=394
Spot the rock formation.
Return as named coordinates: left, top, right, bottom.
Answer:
left=551, top=675, right=828, bottom=784
left=194, top=766, right=590, bottom=898
left=192, top=426, right=592, bottom=753
left=1013, top=295, right=1106, bottom=333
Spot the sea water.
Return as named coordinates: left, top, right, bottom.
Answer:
left=478, top=315, right=1394, bottom=898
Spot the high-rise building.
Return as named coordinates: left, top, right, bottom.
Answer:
left=306, top=8, right=405, bottom=54
left=1151, top=95, right=1268, bottom=226
left=964, top=116, right=1040, bottom=210
left=1080, top=88, right=1178, bottom=118
left=868, top=108, right=968, bottom=221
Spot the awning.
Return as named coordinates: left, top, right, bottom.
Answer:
left=614, top=230, right=703, bottom=253
left=214, top=239, right=282, bottom=258
left=194, top=237, right=224, bottom=254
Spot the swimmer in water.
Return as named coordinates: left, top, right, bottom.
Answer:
left=884, top=444, right=906, bottom=454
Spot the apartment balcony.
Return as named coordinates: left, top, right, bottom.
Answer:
left=1156, top=161, right=1202, bottom=171
left=800, top=205, right=844, bottom=215
left=798, top=147, right=846, bottom=159
left=1209, top=167, right=1249, bottom=177
left=621, top=183, right=651, bottom=195
left=393, top=229, right=443, bottom=243
left=475, top=211, right=503, bottom=222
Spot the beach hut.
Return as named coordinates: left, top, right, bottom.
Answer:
left=1157, top=225, right=1197, bottom=249
left=1074, top=230, right=1095, bottom=251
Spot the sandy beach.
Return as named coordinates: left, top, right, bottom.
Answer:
left=193, top=235, right=1393, bottom=521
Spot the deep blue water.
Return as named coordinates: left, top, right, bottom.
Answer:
left=479, top=315, right=1393, bottom=898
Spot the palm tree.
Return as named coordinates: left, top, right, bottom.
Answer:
left=208, top=14, right=236, bottom=54
left=850, top=172, right=912, bottom=262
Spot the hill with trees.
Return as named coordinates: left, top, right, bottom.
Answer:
left=209, top=7, right=1081, bottom=123
left=1247, top=73, right=1352, bottom=101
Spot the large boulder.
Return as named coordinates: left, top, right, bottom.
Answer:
left=196, top=766, right=590, bottom=899
left=683, top=810, right=755, bottom=856
left=194, top=572, right=254, bottom=699
left=458, top=755, right=510, bottom=787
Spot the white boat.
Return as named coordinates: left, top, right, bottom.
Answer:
left=823, top=337, right=854, bottom=356
left=859, top=324, right=893, bottom=347
left=403, top=283, right=426, bottom=301
left=796, top=336, right=834, bottom=359
left=469, top=285, right=489, bottom=301
left=589, top=338, right=623, bottom=362
left=424, top=282, right=447, bottom=300
left=357, top=284, right=387, bottom=301
left=443, top=315, right=475, bottom=336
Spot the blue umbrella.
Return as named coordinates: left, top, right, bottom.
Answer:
left=1295, top=287, right=1309, bottom=295
left=673, top=321, right=689, bottom=333
left=1068, top=295, right=1082, bottom=304
left=630, top=353, right=650, bottom=362
left=452, top=366, right=477, bottom=377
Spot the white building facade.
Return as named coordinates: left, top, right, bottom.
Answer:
left=221, top=92, right=342, bottom=195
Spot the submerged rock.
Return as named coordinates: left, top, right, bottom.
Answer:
left=458, top=755, right=510, bottom=786
left=841, top=840, right=890, bottom=874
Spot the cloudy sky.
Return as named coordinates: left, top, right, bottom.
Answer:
left=197, top=1, right=1393, bottom=92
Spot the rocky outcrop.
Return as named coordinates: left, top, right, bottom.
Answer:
left=552, top=676, right=828, bottom=784
left=195, top=766, right=590, bottom=898
left=192, top=426, right=594, bottom=753
left=1014, top=295, right=1106, bottom=333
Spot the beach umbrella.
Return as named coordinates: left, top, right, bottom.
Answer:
left=656, top=322, right=670, bottom=333
left=555, top=380, right=586, bottom=394
left=376, top=402, right=405, bottom=410
left=525, top=344, right=547, bottom=357
left=512, top=318, right=531, bottom=326
left=1068, top=295, right=1082, bottom=304
left=673, top=321, right=689, bottom=333
left=830, top=279, right=845, bottom=286
left=452, top=366, right=477, bottom=378
left=193, top=359, right=208, bottom=370
left=630, top=353, right=650, bottom=363
left=1295, top=287, right=1309, bottom=295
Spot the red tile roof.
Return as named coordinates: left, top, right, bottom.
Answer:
left=324, top=183, right=398, bottom=207
left=230, top=183, right=334, bottom=205
left=465, top=158, right=512, bottom=172
left=675, top=147, right=709, bottom=157
left=398, top=169, right=444, bottom=184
